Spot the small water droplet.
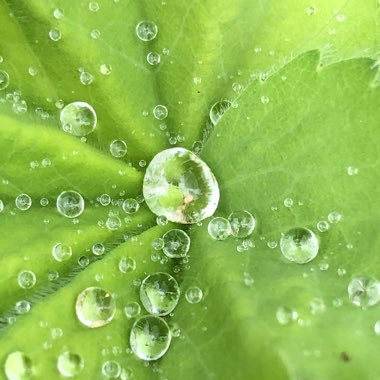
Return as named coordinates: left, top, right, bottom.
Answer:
left=15, top=300, right=31, bottom=314
left=75, top=287, right=116, bottom=328
left=306, top=5, right=316, bottom=15
left=348, top=276, right=380, bottom=308
left=309, top=298, right=326, bottom=314
left=0, top=70, right=9, bottom=90
left=347, top=166, right=359, bottom=176
left=18, top=270, right=36, bottom=289
left=109, top=140, right=127, bottom=158
left=153, top=105, right=168, bottom=120
left=106, top=215, right=121, bottom=231
left=4, top=352, right=32, bottom=380
left=57, top=352, right=84, bottom=377
left=337, top=268, right=346, bottom=277
left=92, top=243, right=105, bottom=256
left=152, top=237, right=164, bottom=250
left=102, top=360, right=121, bottom=379
left=15, top=194, right=32, bottom=211
left=122, top=198, right=139, bottom=214
left=140, top=272, right=180, bottom=316
left=118, top=257, right=136, bottom=273
left=162, top=229, right=190, bottom=258
left=317, top=221, right=329, bottom=232
left=260, top=96, right=270, bottom=104
left=136, top=21, right=158, bottom=41
left=52, top=243, right=72, bottom=262
left=185, top=286, right=203, bottom=304
left=99, top=64, right=112, bottom=75
left=374, top=321, right=380, bottom=336
left=336, top=13, right=346, bottom=23
left=276, top=306, right=298, bottom=325
left=283, top=198, right=293, bottom=208
left=53, top=8, right=64, bottom=19
left=156, top=215, right=168, bottom=226
left=124, top=302, right=141, bottom=319
left=209, top=100, right=232, bottom=125
left=90, top=29, right=101, bottom=39
left=49, top=28, right=61, bottom=41
left=208, top=217, right=231, bottom=240
left=147, top=52, right=161, bottom=65
left=99, top=194, right=111, bottom=206
left=56, top=190, right=85, bottom=218
left=130, top=315, right=171, bottom=361
left=228, top=210, right=255, bottom=238
left=328, top=211, right=342, bottom=224
left=89, top=1, right=100, bottom=12
left=79, top=71, right=94, bottom=85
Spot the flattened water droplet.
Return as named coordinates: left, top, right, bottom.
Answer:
left=57, top=352, right=84, bottom=377
left=153, top=105, right=168, bottom=120
left=18, top=270, right=36, bottom=289
left=208, top=217, right=231, bottom=240
left=130, top=315, right=171, bottom=361
left=60, top=101, right=97, bottom=137
left=4, top=352, right=32, bottom=380
left=56, top=190, right=85, bottom=218
left=124, top=302, right=141, bottom=319
left=143, top=148, right=219, bottom=224
left=280, top=227, right=319, bottom=264
left=162, top=229, right=190, bottom=258
left=139, top=272, right=180, bottom=316
left=136, top=21, right=158, bottom=41
left=52, top=243, right=72, bottom=262
left=0, top=70, right=10, bottom=90
left=209, top=100, right=232, bottom=125
left=228, top=210, right=255, bottom=238
left=75, top=287, right=116, bottom=328
left=348, top=276, right=380, bottom=308
left=102, top=360, right=121, bottom=379
left=185, top=286, right=203, bottom=304
left=15, top=194, right=32, bottom=211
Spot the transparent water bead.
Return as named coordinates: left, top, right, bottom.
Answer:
left=92, top=242, right=105, bottom=256
left=52, top=243, right=72, bottom=262
left=102, top=360, right=121, bottom=379
left=374, top=321, right=380, bottom=336
left=4, top=351, right=33, bottom=380
left=140, top=272, right=180, bottom=316
left=0, top=70, right=10, bottom=90
left=280, top=227, right=319, bottom=264
left=276, top=306, right=298, bottom=325
left=118, top=256, right=136, bottom=273
left=109, top=140, right=127, bottom=158
left=49, top=28, right=61, bottom=41
left=15, top=194, right=32, bottom=211
left=124, top=301, right=141, bottom=318
left=228, top=210, right=255, bottom=238
left=15, top=300, right=31, bottom=314
left=208, top=217, right=231, bottom=240
left=153, top=105, right=168, bottom=120
left=75, top=287, right=116, bottom=328
left=348, top=276, right=380, bottom=308
left=209, top=100, right=232, bottom=125
left=162, top=229, right=190, bottom=258
left=143, top=148, right=219, bottom=224
left=147, top=52, right=161, bottom=65
left=57, top=352, right=84, bottom=377
left=56, top=190, right=85, bottom=218
left=60, top=101, right=97, bottom=137
left=130, top=315, right=171, bottom=361
left=122, top=198, right=139, bottom=214
left=136, top=21, right=158, bottom=41
left=18, top=270, right=36, bottom=289
left=185, top=286, right=203, bottom=304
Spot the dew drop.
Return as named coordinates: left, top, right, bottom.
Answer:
left=57, top=352, right=84, bottom=377
left=336, top=13, right=346, bottom=23
left=53, top=8, right=64, bottom=19
left=152, top=237, right=164, bottom=250
left=162, top=229, right=190, bottom=258
left=208, top=217, right=231, bottom=240
left=18, top=270, right=36, bottom=289
left=309, top=298, right=326, bottom=314
left=102, top=360, right=121, bottom=379
left=122, top=198, right=139, bottom=214
left=185, top=286, right=203, bottom=304
left=90, top=29, right=101, bottom=39
left=106, top=216, right=121, bottom=231
left=136, top=21, right=158, bottom=41
left=52, top=243, right=72, bottom=262
left=4, top=352, right=32, bottom=380
left=49, top=28, right=61, bottom=41
left=79, top=71, right=94, bottom=85
left=156, top=215, right=168, bottom=226
left=147, top=52, right=161, bottom=65
left=347, top=166, right=359, bottom=176
left=124, top=302, right=141, bottom=319
left=15, top=194, right=32, bottom=211
left=209, top=100, right=232, bottom=125
left=280, top=227, right=319, bottom=264
left=276, top=306, right=298, bottom=325
left=130, top=315, right=171, bottom=361
left=306, top=5, right=316, bottom=15
left=89, top=1, right=100, bottom=12
left=56, top=190, right=85, bottom=218
left=109, top=140, right=127, bottom=158
left=228, top=210, right=255, bottom=238
left=348, top=276, right=380, bottom=308
left=75, top=287, right=116, bottom=328
left=153, top=105, right=168, bottom=120
left=0, top=199, right=4, bottom=212
left=60, top=101, right=97, bottom=137
left=100, top=64, right=112, bottom=75
left=118, top=256, right=136, bottom=273
left=15, top=300, right=31, bottom=314
left=0, top=70, right=10, bottom=90
left=316, top=221, right=329, bottom=232
left=99, top=194, right=111, bottom=206
left=283, top=198, right=293, bottom=208
left=92, top=243, right=105, bottom=256
left=139, top=272, right=180, bottom=316
left=374, top=321, right=380, bottom=336
left=260, top=96, right=270, bottom=104
left=328, top=211, right=342, bottom=224
left=143, top=148, right=219, bottom=224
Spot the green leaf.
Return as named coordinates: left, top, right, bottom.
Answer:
left=0, top=0, right=379, bottom=379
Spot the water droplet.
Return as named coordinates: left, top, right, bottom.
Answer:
left=89, top=1, right=100, bottom=12
left=185, top=286, right=203, bottom=304
left=147, top=52, right=161, bottom=65
left=348, top=276, right=380, bottom=308
left=143, top=148, right=219, bottom=224
left=106, top=216, right=121, bottom=231
left=162, top=229, right=190, bottom=258
left=118, top=257, right=136, bottom=273
left=28, top=66, right=38, bottom=76
left=152, top=237, right=164, bottom=250
left=53, top=8, right=64, bottom=19
left=100, top=64, right=112, bottom=75
left=52, top=243, right=72, bottom=262
left=92, top=243, right=105, bottom=256
left=124, top=302, right=141, bottom=318
left=60, top=101, right=97, bottom=137
left=140, top=272, right=180, bottom=316
left=4, top=352, right=32, bottom=380
left=209, top=100, right=232, bottom=125
left=0, top=70, right=10, bottom=90
left=306, top=5, right=316, bottom=15
left=79, top=71, right=94, bottom=85
left=309, top=298, right=326, bottom=314
left=316, top=221, right=329, bottom=232
left=260, top=96, right=269, bottom=104
left=15, top=194, right=32, bottom=211
left=15, top=300, right=31, bottom=314
left=228, top=210, right=255, bottom=238
left=57, top=352, right=84, bottom=377
left=51, top=327, right=63, bottom=339
left=49, top=28, right=61, bottom=41
left=102, top=360, right=121, bottom=379
left=90, top=29, right=101, bottom=39
left=56, top=190, right=85, bottom=218
left=136, top=21, right=158, bottom=41
left=78, top=256, right=90, bottom=267
left=109, top=140, right=127, bottom=158
left=75, top=287, right=116, bottom=328
left=122, top=198, right=139, bottom=214
left=280, top=227, right=319, bottom=264
left=153, top=105, right=168, bottom=120
left=0, top=199, right=4, bottom=212
left=130, top=315, right=171, bottom=361
left=156, top=215, right=168, bottom=226
left=276, top=306, right=298, bottom=325
left=347, top=166, right=359, bottom=176
left=208, top=217, right=231, bottom=240
left=374, top=321, right=380, bottom=336
left=283, top=198, right=293, bottom=208
left=267, top=241, right=277, bottom=249
left=18, top=270, right=36, bottom=289
left=337, top=268, right=346, bottom=277
left=99, top=194, right=111, bottom=206
left=328, top=211, right=342, bottom=224
left=319, top=261, right=329, bottom=271
left=336, top=13, right=346, bottom=22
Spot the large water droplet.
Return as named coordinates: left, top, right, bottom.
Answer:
left=280, top=227, right=319, bottom=264
left=348, top=276, right=380, bottom=308
left=143, top=148, right=219, bottom=224
left=209, top=100, right=232, bottom=125
left=162, top=229, right=190, bottom=258
left=4, top=352, right=32, bottom=380
left=139, top=272, right=180, bottom=316
left=208, top=217, right=231, bottom=240
left=228, top=210, right=255, bottom=238
left=136, top=21, right=158, bottom=41
left=130, top=315, right=171, bottom=361
left=75, top=287, right=116, bottom=328
left=0, top=70, right=10, bottom=90
left=60, top=102, right=97, bottom=137
left=56, top=190, right=85, bottom=218
left=57, top=352, right=84, bottom=377
left=52, top=243, right=72, bottom=262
